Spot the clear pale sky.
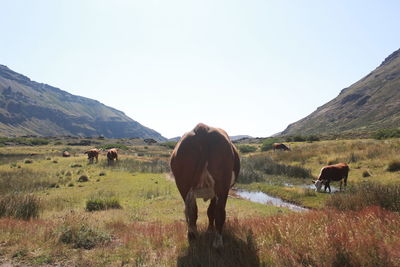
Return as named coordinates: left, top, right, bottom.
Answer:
left=1, top=1, right=399, bottom=138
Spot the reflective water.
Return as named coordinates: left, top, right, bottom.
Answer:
left=284, top=182, right=339, bottom=192
left=235, top=190, right=308, bottom=212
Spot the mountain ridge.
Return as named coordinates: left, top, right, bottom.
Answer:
left=0, top=65, right=166, bottom=140
left=281, top=48, right=400, bottom=136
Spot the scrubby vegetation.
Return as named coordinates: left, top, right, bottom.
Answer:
left=387, top=160, right=400, bottom=172
left=238, top=154, right=312, bottom=183
left=103, top=158, right=170, bottom=173
left=260, top=138, right=281, bottom=151
left=58, top=214, right=111, bottom=249
left=326, top=182, right=400, bottom=212
left=86, top=192, right=122, bottom=211
left=238, top=144, right=257, bottom=153
left=98, top=143, right=128, bottom=150
left=0, top=137, right=50, bottom=146
left=160, top=141, right=177, bottom=149
left=0, top=137, right=399, bottom=265
left=0, top=194, right=41, bottom=220
left=372, top=128, right=400, bottom=139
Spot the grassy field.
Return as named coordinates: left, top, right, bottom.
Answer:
left=0, top=137, right=399, bottom=266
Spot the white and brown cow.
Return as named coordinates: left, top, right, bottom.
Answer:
left=314, top=163, right=349, bottom=193
left=170, top=123, right=240, bottom=248
left=84, top=149, right=100, bottom=164
left=107, top=148, right=118, bottom=165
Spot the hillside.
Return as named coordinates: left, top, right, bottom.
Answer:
left=0, top=65, right=166, bottom=140
left=281, top=48, right=400, bottom=136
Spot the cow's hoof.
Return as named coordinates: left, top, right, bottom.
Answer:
left=188, top=231, right=197, bottom=242
left=212, top=233, right=223, bottom=249
left=206, top=226, right=214, bottom=234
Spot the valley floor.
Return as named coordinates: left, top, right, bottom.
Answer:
left=0, top=138, right=399, bottom=266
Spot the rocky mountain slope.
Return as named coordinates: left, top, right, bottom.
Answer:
left=281, top=48, right=400, bottom=136
left=0, top=65, right=166, bottom=140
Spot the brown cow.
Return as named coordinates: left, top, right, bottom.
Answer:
left=313, top=163, right=349, bottom=193
left=107, top=148, right=118, bottom=165
left=170, top=123, right=240, bottom=248
left=273, top=143, right=290, bottom=151
left=84, top=149, right=100, bottom=164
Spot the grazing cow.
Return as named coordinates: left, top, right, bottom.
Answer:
left=84, top=149, right=100, bottom=164
left=313, top=163, right=349, bottom=193
left=107, top=148, right=118, bottom=165
left=273, top=143, right=290, bottom=151
left=62, top=151, right=70, bottom=157
left=170, top=123, right=240, bottom=248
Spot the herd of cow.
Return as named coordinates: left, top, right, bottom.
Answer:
left=62, top=148, right=119, bottom=165
left=170, top=123, right=350, bottom=248
left=60, top=123, right=349, bottom=249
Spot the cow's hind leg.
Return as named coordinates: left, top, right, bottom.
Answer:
left=207, top=197, right=217, bottom=233
left=184, top=190, right=198, bottom=241
left=213, top=194, right=228, bottom=248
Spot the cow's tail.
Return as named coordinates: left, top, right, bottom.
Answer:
left=231, top=145, right=240, bottom=187
left=192, top=124, right=210, bottom=188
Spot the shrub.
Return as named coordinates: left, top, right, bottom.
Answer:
left=70, top=164, right=82, bottom=168
left=24, top=159, right=33, bottom=164
left=0, top=137, right=50, bottom=146
left=372, top=128, right=400, bottom=140
left=0, top=194, right=41, bottom=220
left=260, top=138, right=281, bottom=151
left=99, top=172, right=106, bottom=176
left=293, top=136, right=306, bottom=142
left=160, top=141, right=177, bottom=149
left=387, top=160, right=400, bottom=172
left=306, top=135, right=320, bottom=142
left=59, top=223, right=111, bottom=249
left=238, top=145, right=257, bottom=154
left=362, top=170, right=371, bottom=177
left=326, top=182, right=400, bottom=212
left=86, top=198, right=122, bottom=211
left=77, top=175, right=89, bottom=182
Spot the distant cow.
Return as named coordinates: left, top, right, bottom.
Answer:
left=62, top=151, right=70, bottom=157
left=273, top=143, right=290, bottom=151
left=170, top=123, right=240, bottom=248
left=107, top=148, right=118, bottom=165
left=313, top=163, right=349, bottom=193
left=84, top=149, right=100, bottom=164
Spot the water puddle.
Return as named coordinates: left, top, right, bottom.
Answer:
left=234, top=190, right=308, bottom=212
left=284, top=182, right=339, bottom=193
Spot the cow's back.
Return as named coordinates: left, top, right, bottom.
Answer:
left=170, top=123, right=238, bottom=199
left=320, top=163, right=349, bottom=181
